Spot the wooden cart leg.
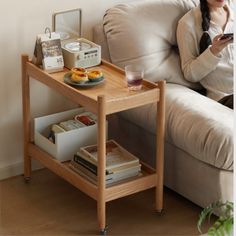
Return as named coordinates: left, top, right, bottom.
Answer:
left=155, top=80, right=165, bottom=212
left=97, top=95, right=107, bottom=234
left=22, top=55, right=32, bottom=182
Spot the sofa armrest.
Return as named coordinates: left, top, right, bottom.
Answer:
left=119, top=83, right=233, bottom=170
left=166, top=84, right=233, bottom=170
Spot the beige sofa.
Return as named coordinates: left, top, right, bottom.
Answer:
left=93, top=0, right=233, bottom=208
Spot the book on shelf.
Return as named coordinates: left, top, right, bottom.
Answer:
left=70, top=159, right=141, bottom=185
left=74, top=151, right=140, bottom=174
left=69, top=140, right=142, bottom=185
left=79, top=140, right=140, bottom=172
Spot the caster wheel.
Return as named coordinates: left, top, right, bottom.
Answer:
left=24, top=177, right=31, bottom=183
left=100, top=226, right=108, bottom=235
left=156, top=209, right=164, bottom=216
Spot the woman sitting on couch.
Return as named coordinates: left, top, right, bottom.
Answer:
left=177, top=0, right=234, bottom=109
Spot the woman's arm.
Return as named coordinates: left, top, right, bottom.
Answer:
left=177, top=20, right=221, bottom=83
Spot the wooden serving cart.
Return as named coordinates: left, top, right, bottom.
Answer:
left=21, top=55, right=165, bottom=234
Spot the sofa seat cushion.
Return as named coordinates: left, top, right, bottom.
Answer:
left=119, top=84, right=233, bottom=171
left=103, top=0, right=201, bottom=89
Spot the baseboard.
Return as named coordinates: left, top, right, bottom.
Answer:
left=0, top=160, right=44, bottom=181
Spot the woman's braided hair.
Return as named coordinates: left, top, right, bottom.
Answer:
left=199, top=0, right=212, bottom=53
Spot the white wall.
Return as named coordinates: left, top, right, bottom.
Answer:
left=0, top=0, right=135, bottom=180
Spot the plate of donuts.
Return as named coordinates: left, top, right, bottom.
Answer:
left=64, top=67, right=105, bottom=87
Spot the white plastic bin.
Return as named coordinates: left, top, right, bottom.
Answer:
left=34, top=108, right=108, bottom=162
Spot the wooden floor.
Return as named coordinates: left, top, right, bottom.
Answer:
left=0, top=169, right=211, bottom=235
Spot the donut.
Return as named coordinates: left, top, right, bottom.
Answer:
left=88, top=70, right=103, bottom=81
left=71, top=72, right=89, bottom=83
left=71, top=67, right=87, bottom=76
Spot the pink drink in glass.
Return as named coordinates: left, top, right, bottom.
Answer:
left=125, top=65, right=144, bottom=91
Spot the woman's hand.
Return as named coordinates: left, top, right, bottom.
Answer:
left=210, top=34, right=233, bottom=56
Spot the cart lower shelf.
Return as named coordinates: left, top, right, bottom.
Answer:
left=28, top=143, right=157, bottom=202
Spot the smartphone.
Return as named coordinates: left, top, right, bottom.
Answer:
left=220, top=33, right=233, bottom=40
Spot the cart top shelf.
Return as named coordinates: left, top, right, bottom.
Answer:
left=25, top=57, right=160, bottom=115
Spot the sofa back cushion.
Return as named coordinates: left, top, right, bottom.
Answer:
left=103, top=0, right=200, bottom=89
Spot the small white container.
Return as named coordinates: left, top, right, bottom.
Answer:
left=34, top=108, right=108, bottom=162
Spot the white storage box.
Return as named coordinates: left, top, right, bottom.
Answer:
left=34, top=108, right=108, bottom=162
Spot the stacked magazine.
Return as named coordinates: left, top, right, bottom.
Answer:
left=70, top=140, right=141, bottom=185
